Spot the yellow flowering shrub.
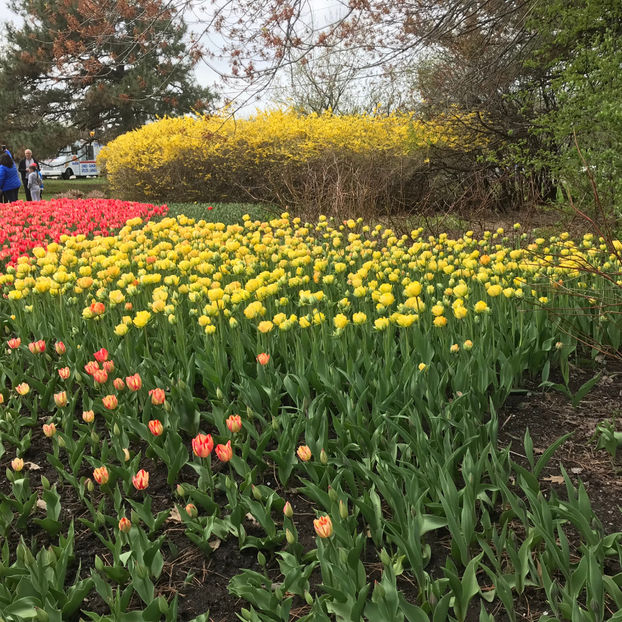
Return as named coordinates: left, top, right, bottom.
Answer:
left=99, top=109, right=481, bottom=218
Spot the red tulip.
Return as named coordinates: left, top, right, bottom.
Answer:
left=93, top=348, right=108, bottom=362
left=192, top=433, right=214, bottom=458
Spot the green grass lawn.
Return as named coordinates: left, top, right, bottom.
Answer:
left=19, top=176, right=110, bottom=201
left=165, top=202, right=277, bottom=224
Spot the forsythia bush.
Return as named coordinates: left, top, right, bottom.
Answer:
left=99, top=109, right=484, bottom=217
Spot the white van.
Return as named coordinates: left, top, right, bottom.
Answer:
left=39, top=141, right=103, bottom=179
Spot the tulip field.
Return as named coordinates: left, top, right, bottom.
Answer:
left=1, top=198, right=622, bottom=621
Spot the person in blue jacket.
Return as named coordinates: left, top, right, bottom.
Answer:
left=0, top=146, right=22, bottom=203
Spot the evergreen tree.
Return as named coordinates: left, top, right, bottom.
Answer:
left=0, top=0, right=215, bottom=151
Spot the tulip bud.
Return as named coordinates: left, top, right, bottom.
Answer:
left=328, top=486, right=338, bottom=502
left=176, top=484, right=186, bottom=497
left=118, top=517, right=131, bottom=533
left=123, top=448, right=130, bottom=461
left=41, top=475, right=50, bottom=490
left=283, top=501, right=294, bottom=518
left=285, top=528, right=296, bottom=545
left=216, top=387, right=224, bottom=400
left=271, top=417, right=279, bottom=430
left=57, top=436, right=65, bottom=448
left=252, top=485, right=262, bottom=501
left=113, top=423, right=120, bottom=436
left=185, top=503, right=198, bottom=518
left=339, top=499, right=348, bottom=519
left=320, top=448, right=328, bottom=464
left=85, top=478, right=94, bottom=492
left=94, top=555, right=104, bottom=571
left=90, top=430, right=99, bottom=444
left=304, top=591, right=313, bottom=605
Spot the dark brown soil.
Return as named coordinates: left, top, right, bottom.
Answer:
left=497, top=361, right=622, bottom=620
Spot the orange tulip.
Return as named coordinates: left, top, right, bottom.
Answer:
left=103, top=360, right=115, bottom=373
left=148, top=419, right=163, bottom=436
left=42, top=422, right=56, bottom=437
left=149, top=388, right=166, bottom=405
left=11, top=457, right=24, bottom=472
left=84, top=361, right=99, bottom=375
left=15, top=382, right=30, bottom=395
left=126, top=373, right=142, bottom=391
left=296, top=445, right=312, bottom=462
left=113, top=378, right=125, bottom=391
left=118, top=517, right=131, bottom=533
left=185, top=503, right=198, bottom=518
left=215, top=440, right=233, bottom=462
left=54, top=341, right=66, bottom=355
left=192, top=433, right=213, bottom=458
left=82, top=410, right=95, bottom=423
left=256, top=352, right=270, bottom=365
left=93, top=466, right=109, bottom=485
left=102, top=394, right=118, bottom=410
left=7, top=337, right=21, bottom=349
left=90, top=301, right=105, bottom=315
left=53, top=391, right=68, bottom=407
left=28, top=340, right=46, bottom=354
left=93, top=369, right=108, bottom=384
left=226, top=414, right=242, bottom=434
left=313, top=515, right=333, bottom=538
left=58, top=366, right=71, bottom=380
left=132, top=469, right=149, bottom=490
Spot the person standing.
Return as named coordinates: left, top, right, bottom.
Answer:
left=0, top=147, right=21, bottom=203
left=27, top=164, right=42, bottom=201
left=18, top=149, right=40, bottom=201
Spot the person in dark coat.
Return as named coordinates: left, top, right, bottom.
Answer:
left=0, top=148, right=22, bottom=203
left=18, top=149, right=40, bottom=201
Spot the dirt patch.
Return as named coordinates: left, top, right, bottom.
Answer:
left=499, top=362, right=622, bottom=534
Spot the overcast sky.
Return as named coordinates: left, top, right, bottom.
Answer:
left=186, top=0, right=344, bottom=116
left=0, top=0, right=344, bottom=117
